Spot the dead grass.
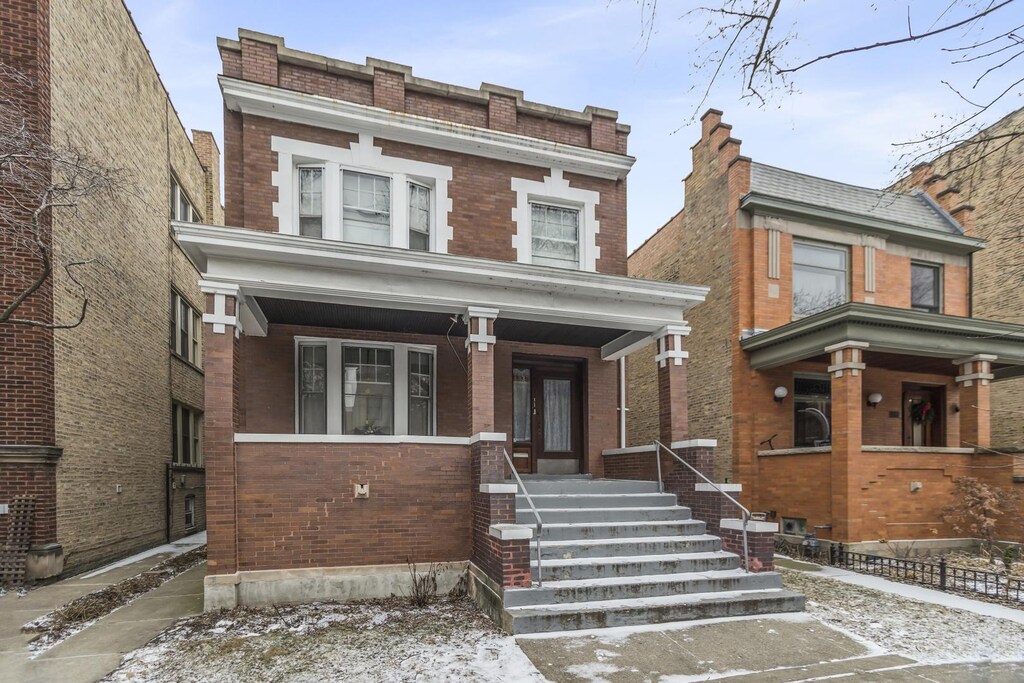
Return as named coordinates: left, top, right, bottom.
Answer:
left=23, top=546, right=206, bottom=648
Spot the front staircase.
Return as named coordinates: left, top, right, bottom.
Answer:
left=503, top=475, right=804, bottom=634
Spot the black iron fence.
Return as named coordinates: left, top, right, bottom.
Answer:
left=776, top=536, right=1024, bottom=604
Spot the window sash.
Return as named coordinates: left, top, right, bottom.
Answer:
left=342, top=171, right=391, bottom=246
left=911, top=263, right=941, bottom=313
left=408, top=350, right=434, bottom=436
left=408, top=182, right=431, bottom=252
left=172, top=404, right=203, bottom=466
left=171, top=291, right=202, bottom=367
left=184, top=496, right=195, bottom=528
left=792, top=241, right=848, bottom=316
left=531, top=203, right=580, bottom=269
left=298, top=344, right=328, bottom=434
left=298, top=166, right=324, bottom=238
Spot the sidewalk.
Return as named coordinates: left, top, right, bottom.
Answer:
left=0, top=534, right=206, bottom=683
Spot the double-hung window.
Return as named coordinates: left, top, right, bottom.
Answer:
left=170, top=290, right=202, bottom=367
left=296, top=340, right=435, bottom=436
left=184, top=496, right=196, bottom=529
left=911, top=262, right=942, bottom=313
left=170, top=176, right=200, bottom=223
left=408, top=182, right=431, bottom=251
left=298, top=166, right=324, bottom=238
left=792, top=241, right=848, bottom=317
left=531, top=203, right=580, bottom=269
left=172, top=403, right=203, bottom=466
left=342, top=171, right=392, bottom=246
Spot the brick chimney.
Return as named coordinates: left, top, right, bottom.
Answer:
left=191, top=130, right=223, bottom=225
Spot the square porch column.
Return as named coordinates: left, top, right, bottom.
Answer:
left=466, top=307, right=499, bottom=439
left=954, top=354, right=996, bottom=450
left=202, top=284, right=242, bottom=578
left=827, top=341, right=868, bottom=542
left=654, top=325, right=690, bottom=444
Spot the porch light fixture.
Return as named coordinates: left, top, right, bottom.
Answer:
left=773, top=386, right=788, bottom=403
left=867, top=392, right=883, bottom=408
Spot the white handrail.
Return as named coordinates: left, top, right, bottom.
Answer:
left=502, top=448, right=544, bottom=587
left=653, top=440, right=752, bottom=572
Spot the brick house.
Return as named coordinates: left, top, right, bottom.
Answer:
left=180, top=31, right=803, bottom=629
left=890, top=108, right=1024, bottom=462
left=629, top=110, right=1024, bottom=548
left=1, top=0, right=218, bottom=580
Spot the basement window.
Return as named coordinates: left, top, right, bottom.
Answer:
left=185, top=495, right=196, bottom=529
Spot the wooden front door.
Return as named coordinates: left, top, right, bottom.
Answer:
left=902, top=383, right=945, bottom=447
left=511, top=359, right=584, bottom=474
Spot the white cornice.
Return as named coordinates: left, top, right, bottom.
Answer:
left=220, top=76, right=635, bottom=181
left=173, top=222, right=707, bottom=333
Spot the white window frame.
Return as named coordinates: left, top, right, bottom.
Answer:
left=528, top=199, right=583, bottom=270
left=293, top=337, right=437, bottom=437
left=511, top=168, right=601, bottom=271
left=171, top=290, right=203, bottom=368
left=172, top=403, right=204, bottom=467
left=273, top=134, right=452, bottom=252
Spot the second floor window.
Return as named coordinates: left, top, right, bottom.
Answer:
left=171, top=290, right=202, bottom=366
left=793, top=241, right=848, bottom=317
left=172, top=403, right=203, bottom=466
left=342, top=171, right=392, bottom=246
left=911, top=262, right=942, bottom=314
left=298, top=167, right=323, bottom=238
left=531, top=203, right=580, bottom=270
left=408, top=182, right=431, bottom=251
left=170, top=176, right=200, bottom=223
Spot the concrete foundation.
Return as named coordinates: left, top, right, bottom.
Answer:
left=25, top=543, right=64, bottom=580
left=203, top=561, right=469, bottom=610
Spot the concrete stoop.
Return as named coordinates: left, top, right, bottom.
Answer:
left=503, top=476, right=804, bottom=635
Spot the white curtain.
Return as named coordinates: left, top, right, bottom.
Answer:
left=544, top=379, right=571, bottom=451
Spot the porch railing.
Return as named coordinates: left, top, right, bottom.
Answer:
left=502, top=448, right=544, bottom=587
left=652, top=440, right=752, bottom=572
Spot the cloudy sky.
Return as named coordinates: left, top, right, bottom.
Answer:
left=126, top=0, right=1023, bottom=250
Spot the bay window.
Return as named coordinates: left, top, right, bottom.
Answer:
left=296, top=339, right=435, bottom=436
left=793, top=241, right=849, bottom=317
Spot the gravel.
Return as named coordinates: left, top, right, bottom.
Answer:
left=782, top=567, right=1024, bottom=663
left=102, top=597, right=547, bottom=683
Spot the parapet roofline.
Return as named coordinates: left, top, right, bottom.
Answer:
left=218, top=30, right=630, bottom=134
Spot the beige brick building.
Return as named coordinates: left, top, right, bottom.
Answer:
left=1, top=0, right=220, bottom=578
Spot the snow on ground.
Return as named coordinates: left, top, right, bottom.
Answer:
left=782, top=567, right=1024, bottom=664
left=103, top=597, right=548, bottom=683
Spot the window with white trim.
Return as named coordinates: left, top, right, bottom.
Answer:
left=408, top=182, right=431, bottom=251
left=170, top=290, right=202, bottom=367
left=172, top=403, right=203, bottom=466
left=342, top=171, right=392, bottom=246
left=531, top=203, right=580, bottom=269
left=296, top=339, right=436, bottom=436
left=170, top=175, right=201, bottom=223
left=297, top=166, right=323, bottom=238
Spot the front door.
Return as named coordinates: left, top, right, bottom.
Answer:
left=512, top=359, right=584, bottom=474
left=902, top=383, right=945, bottom=447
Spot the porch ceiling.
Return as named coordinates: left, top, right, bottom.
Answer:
left=740, top=302, right=1024, bottom=377
left=256, top=297, right=628, bottom=348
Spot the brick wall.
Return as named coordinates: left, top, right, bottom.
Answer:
left=602, top=450, right=659, bottom=481
left=168, top=467, right=206, bottom=541
left=234, top=441, right=471, bottom=570
left=0, top=457, right=58, bottom=546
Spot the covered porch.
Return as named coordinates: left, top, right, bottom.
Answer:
left=740, top=303, right=1024, bottom=544
left=173, top=222, right=707, bottom=606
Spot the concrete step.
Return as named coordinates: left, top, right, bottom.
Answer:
left=518, top=479, right=660, bottom=495
left=534, top=535, right=723, bottom=561
left=516, top=492, right=678, bottom=509
left=540, top=519, right=706, bottom=542
left=532, top=551, right=741, bottom=581
left=504, top=569, right=783, bottom=607
left=518, top=506, right=691, bottom=525
left=506, top=588, right=806, bottom=635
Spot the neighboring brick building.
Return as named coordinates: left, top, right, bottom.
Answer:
left=629, top=110, right=1024, bottom=547
left=0, top=0, right=219, bottom=578
left=890, top=108, right=1024, bottom=454
left=181, top=30, right=715, bottom=610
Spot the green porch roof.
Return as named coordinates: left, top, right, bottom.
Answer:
left=740, top=303, right=1024, bottom=378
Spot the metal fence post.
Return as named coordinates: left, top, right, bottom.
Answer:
left=939, top=558, right=947, bottom=591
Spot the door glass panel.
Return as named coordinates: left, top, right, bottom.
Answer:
left=513, top=368, right=531, bottom=442
left=543, top=378, right=571, bottom=451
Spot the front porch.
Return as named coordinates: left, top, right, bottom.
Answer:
left=740, top=303, right=1024, bottom=544
left=176, top=223, right=729, bottom=613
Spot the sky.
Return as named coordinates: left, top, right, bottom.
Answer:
left=126, top=0, right=1024, bottom=251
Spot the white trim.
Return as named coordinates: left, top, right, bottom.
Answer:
left=272, top=135, right=454, bottom=252
left=511, top=169, right=601, bottom=271
left=234, top=433, right=470, bottom=445
left=465, top=306, right=499, bottom=352
left=174, top=223, right=708, bottom=333
left=670, top=439, right=718, bottom=449
left=721, top=518, right=778, bottom=534
left=862, top=445, right=975, bottom=454
left=480, top=483, right=519, bottom=494
left=469, top=432, right=508, bottom=444
left=695, top=482, right=741, bottom=493
left=489, top=524, right=534, bottom=541
left=221, top=76, right=634, bottom=181
left=602, top=444, right=656, bottom=456
left=823, top=341, right=870, bottom=353
left=953, top=354, right=998, bottom=365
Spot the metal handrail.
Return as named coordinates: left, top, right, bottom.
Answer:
left=652, top=440, right=752, bottom=572
left=502, top=448, right=544, bottom=587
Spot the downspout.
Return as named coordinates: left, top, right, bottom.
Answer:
left=618, top=357, right=627, bottom=449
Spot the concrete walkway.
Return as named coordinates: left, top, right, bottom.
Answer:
left=0, top=542, right=205, bottom=683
